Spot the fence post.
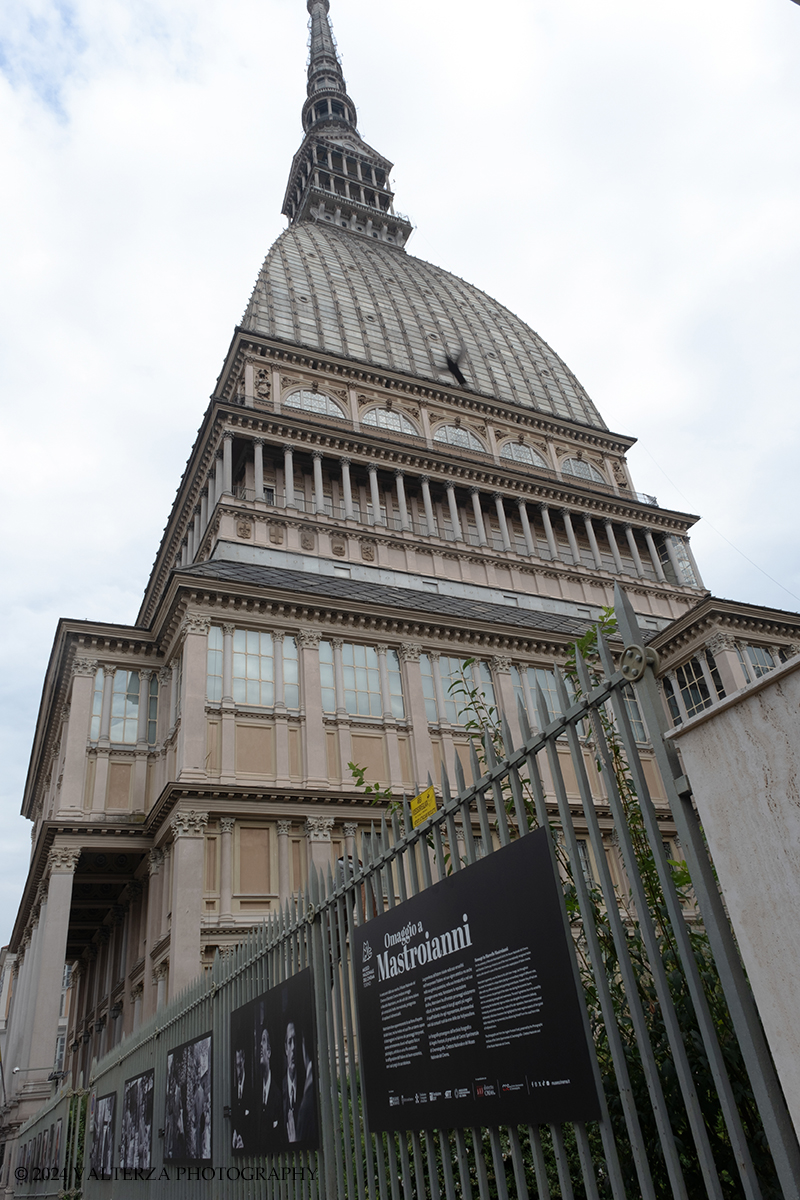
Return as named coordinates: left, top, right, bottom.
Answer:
left=614, top=583, right=800, bottom=1196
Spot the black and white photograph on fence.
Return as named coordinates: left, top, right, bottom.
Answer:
left=89, top=1092, right=116, bottom=1178
left=52, top=1118, right=62, bottom=1171
left=229, top=966, right=318, bottom=1155
left=121, top=1068, right=154, bottom=1170
left=354, top=826, right=601, bottom=1133
left=164, top=1033, right=212, bottom=1163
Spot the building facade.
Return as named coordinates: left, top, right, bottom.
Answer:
left=3, top=0, right=783, bottom=1170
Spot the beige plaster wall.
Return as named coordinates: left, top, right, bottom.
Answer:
left=667, top=656, right=800, bottom=1134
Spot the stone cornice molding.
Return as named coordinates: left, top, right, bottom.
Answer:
left=171, top=809, right=209, bottom=838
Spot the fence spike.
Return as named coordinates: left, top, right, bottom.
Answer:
left=454, top=752, right=467, bottom=795
left=484, top=729, right=498, bottom=768
left=380, top=812, right=390, bottom=845
left=517, top=694, right=532, bottom=740
left=500, top=710, right=516, bottom=754
left=469, top=739, right=483, bottom=786
left=553, top=667, right=573, bottom=713
left=532, top=678, right=551, bottom=732
left=440, top=760, right=452, bottom=805
left=574, top=641, right=594, bottom=693
left=613, top=581, right=643, bottom=646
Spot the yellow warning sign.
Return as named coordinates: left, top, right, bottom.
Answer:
left=410, top=785, right=437, bottom=828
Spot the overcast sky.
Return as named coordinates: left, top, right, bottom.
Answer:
left=1, top=0, right=798, bottom=943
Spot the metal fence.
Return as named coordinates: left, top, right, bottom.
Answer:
left=12, top=586, right=800, bottom=1199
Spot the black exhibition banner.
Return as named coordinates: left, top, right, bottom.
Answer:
left=354, top=826, right=601, bottom=1132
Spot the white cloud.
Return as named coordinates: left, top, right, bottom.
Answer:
left=1, top=0, right=799, bottom=941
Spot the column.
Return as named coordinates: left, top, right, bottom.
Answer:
left=667, top=671, right=690, bottom=723
left=154, top=963, right=168, bottom=1012
left=368, top=465, right=384, bottom=525
left=176, top=614, right=210, bottom=781
left=430, top=652, right=448, bottom=723
left=517, top=499, right=537, bottom=557
left=445, top=484, right=463, bottom=542
left=26, top=847, right=81, bottom=1084
left=470, top=488, right=488, bottom=546
left=222, top=623, right=234, bottom=704
left=539, top=504, right=559, bottom=560
left=643, top=529, right=667, bottom=582
left=344, top=822, right=358, bottom=869
left=697, top=652, right=719, bottom=703
left=219, top=818, right=234, bottom=922
left=284, top=445, right=296, bottom=508
left=142, top=848, right=163, bottom=1022
left=277, top=820, right=291, bottom=902
left=168, top=810, right=208, bottom=998
left=604, top=519, right=625, bottom=574
left=394, top=470, right=410, bottom=531
left=491, top=655, right=521, bottom=742
left=244, top=360, right=255, bottom=406
left=273, top=633, right=291, bottom=786
left=136, top=670, right=152, bottom=744
left=340, top=458, right=354, bottom=519
left=214, top=452, right=223, bottom=506
left=306, top=817, right=334, bottom=881
left=665, top=534, right=684, bottom=584
left=131, top=983, right=143, bottom=1032
left=561, top=509, right=581, bottom=565
left=60, top=658, right=97, bottom=812
left=377, top=645, right=404, bottom=786
left=160, top=846, right=172, bottom=940
left=298, top=630, right=328, bottom=786
left=400, top=644, right=435, bottom=787
left=493, top=494, right=512, bottom=551
left=312, top=450, right=326, bottom=513
left=92, top=667, right=116, bottom=812
left=420, top=476, right=437, bottom=536
left=200, top=489, right=208, bottom=532
left=207, top=465, right=216, bottom=513
left=222, top=432, right=233, bottom=495
left=192, top=506, right=202, bottom=558
left=705, top=630, right=749, bottom=694
left=332, top=638, right=347, bottom=715
left=583, top=514, right=603, bottom=570
left=253, top=439, right=265, bottom=501
left=624, top=524, right=646, bottom=578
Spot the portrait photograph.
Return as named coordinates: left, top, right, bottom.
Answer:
left=89, top=1092, right=116, bottom=1178
left=164, top=1033, right=212, bottom=1163
left=121, top=1068, right=154, bottom=1170
left=230, top=966, right=318, bottom=1156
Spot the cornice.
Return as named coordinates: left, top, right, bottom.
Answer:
left=650, top=596, right=800, bottom=667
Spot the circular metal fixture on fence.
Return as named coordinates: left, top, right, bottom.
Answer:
left=620, top=644, right=660, bottom=681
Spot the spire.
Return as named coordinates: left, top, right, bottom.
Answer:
left=281, top=0, right=413, bottom=249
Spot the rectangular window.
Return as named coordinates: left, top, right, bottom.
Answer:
left=319, top=641, right=336, bottom=713
left=622, top=684, right=647, bottom=742
left=110, top=671, right=140, bottom=744
left=90, top=668, right=104, bottom=740
left=419, top=654, right=438, bottom=722
left=147, top=674, right=159, bottom=744
left=283, top=637, right=299, bottom=708
left=746, top=644, right=775, bottom=679
left=675, top=657, right=711, bottom=718
left=342, top=643, right=382, bottom=716
left=53, top=1034, right=66, bottom=1073
left=663, top=676, right=682, bottom=726
left=576, top=838, right=594, bottom=885
left=233, top=630, right=274, bottom=706
left=207, top=626, right=223, bottom=703
left=386, top=650, right=405, bottom=718
left=736, top=646, right=752, bottom=685
left=705, top=650, right=726, bottom=700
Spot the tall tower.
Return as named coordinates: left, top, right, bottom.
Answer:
left=0, top=0, right=711, bottom=1160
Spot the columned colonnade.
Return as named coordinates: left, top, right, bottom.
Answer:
left=177, top=430, right=696, bottom=586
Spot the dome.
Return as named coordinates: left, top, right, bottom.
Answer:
left=241, top=223, right=606, bottom=430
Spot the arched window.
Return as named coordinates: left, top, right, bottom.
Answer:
left=500, top=442, right=548, bottom=469
left=361, top=407, right=420, bottom=436
left=561, top=457, right=606, bottom=484
left=433, top=425, right=486, bottom=453
left=283, top=390, right=346, bottom=419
